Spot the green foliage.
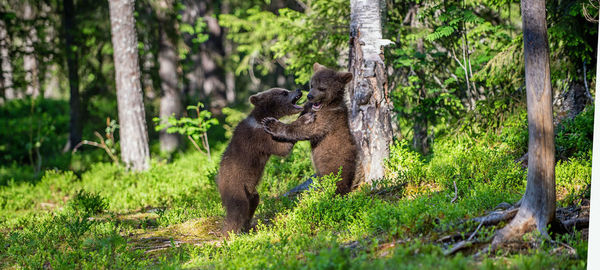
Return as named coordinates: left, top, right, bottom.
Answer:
left=221, top=107, right=246, bottom=139
left=220, top=0, right=349, bottom=84
left=385, top=140, right=425, bottom=184
left=154, top=102, right=219, bottom=156
left=555, top=106, right=595, bottom=159
left=0, top=99, right=69, bottom=169
left=68, top=189, right=108, bottom=215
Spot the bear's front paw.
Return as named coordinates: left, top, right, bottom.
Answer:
left=261, top=117, right=280, bottom=135
left=303, top=112, right=316, bottom=124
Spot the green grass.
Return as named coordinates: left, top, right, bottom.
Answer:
left=0, top=111, right=591, bottom=269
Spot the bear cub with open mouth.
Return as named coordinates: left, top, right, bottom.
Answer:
left=218, top=88, right=303, bottom=234
left=262, top=63, right=357, bottom=195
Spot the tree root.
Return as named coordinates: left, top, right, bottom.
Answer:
left=444, top=200, right=588, bottom=257
left=443, top=221, right=484, bottom=256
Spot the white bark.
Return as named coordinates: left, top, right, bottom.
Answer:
left=0, top=19, right=15, bottom=99
left=109, top=0, right=151, bottom=171
left=349, top=0, right=394, bottom=182
left=586, top=18, right=600, bottom=270
left=22, top=3, right=40, bottom=98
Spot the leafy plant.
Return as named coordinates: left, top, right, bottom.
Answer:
left=154, top=102, right=219, bottom=159
left=72, top=117, right=120, bottom=164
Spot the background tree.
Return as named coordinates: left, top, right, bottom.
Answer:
left=348, top=0, right=394, bottom=182
left=108, top=0, right=150, bottom=171
left=0, top=18, right=15, bottom=100
left=62, top=0, right=82, bottom=150
left=22, top=1, right=40, bottom=98
left=155, top=0, right=182, bottom=153
left=490, top=0, right=556, bottom=249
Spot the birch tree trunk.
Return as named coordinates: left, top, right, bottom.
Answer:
left=108, top=0, right=150, bottom=171
left=62, top=0, right=82, bottom=150
left=157, top=2, right=182, bottom=153
left=23, top=3, right=40, bottom=98
left=0, top=19, right=15, bottom=100
left=491, top=0, right=555, bottom=248
left=349, top=0, right=393, bottom=183
left=587, top=15, right=600, bottom=268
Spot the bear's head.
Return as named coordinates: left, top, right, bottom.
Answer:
left=249, top=88, right=304, bottom=118
left=306, top=63, right=353, bottom=111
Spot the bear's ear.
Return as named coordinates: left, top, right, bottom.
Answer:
left=339, top=72, right=353, bottom=84
left=313, top=62, right=325, bottom=72
left=249, top=94, right=260, bottom=105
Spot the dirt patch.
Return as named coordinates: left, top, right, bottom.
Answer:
left=126, top=216, right=223, bottom=254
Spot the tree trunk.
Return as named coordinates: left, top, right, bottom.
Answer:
left=158, top=15, right=182, bottom=153
left=62, top=0, right=82, bottom=150
left=22, top=3, right=40, bottom=98
left=411, top=5, right=429, bottom=154
left=108, top=0, right=150, bottom=171
left=586, top=18, right=600, bottom=268
left=349, top=0, right=394, bottom=183
left=0, top=19, right=15, bottom=100
left=222, top=0, right=235, bottom=104
left=491, top=0, right=555, bottom=249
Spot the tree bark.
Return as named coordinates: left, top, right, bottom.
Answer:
left=62, top=0, right=82, bottom=150
left=22, top=3, right=40, bottom=98
left=411, top=5, right=429, bottom=154
left=157, top=3, right=182, bottom=153
left=0, top=19, right=15, bottom=100
left=586, top=17, right=600, bottom=268
left=490, top=0, right=555, bottom=249
left=108, top=0, right=151, bottom=171
left=180, top=0, right=229, bottom=107
left=349, top=0, right=394, bottom=183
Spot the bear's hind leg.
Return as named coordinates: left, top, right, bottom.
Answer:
left=222, top=194, right=250, bottom=236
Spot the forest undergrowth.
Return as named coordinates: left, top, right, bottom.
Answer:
left=0, top=102, right=592, bottom=269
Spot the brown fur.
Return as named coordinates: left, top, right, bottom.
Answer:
left=218, top=88, right=303, bottom=234
left=262, top=63, right=357, bottom=194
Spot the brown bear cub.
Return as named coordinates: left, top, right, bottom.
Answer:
left=218, top=88, right=303, bottom=234
left=262, top=63, right=357, bottom=195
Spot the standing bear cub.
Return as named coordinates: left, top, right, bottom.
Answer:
left=218, top=88, right=303, bottom=234
left=263, top=63, right=357, bottom=195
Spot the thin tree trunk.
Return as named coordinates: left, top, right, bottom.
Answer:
left=0, top=19, right=15, bottom=100
left=158, top=17, right=182, bottom=153
left=222, top=0, right=235, bottom=103
left=411, top=5, right=429, bottom=154
left=22, top=3, right=40, bottom=98
left=62, top=0, right=82, bottom=150
left=108, top=0, right=150, bottom=171
left=349, top=0, right=394, bottom=183
left=490, top=0, right=555, bottom=249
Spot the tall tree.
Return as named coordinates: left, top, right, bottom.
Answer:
left=490, top=0, right=555, bottom=248
left=108, top=0, right=150, bottom=171
left=22, top=2, right=40, bottom=98
left=0, top=19, right=15, bottom=100
left=62, top=0, right=82, bottom=150
left=156, top=1, right=182, bottom=153
left=348, top=0, right=394, bottom=182
left=585, top=13, right=600, bottom=268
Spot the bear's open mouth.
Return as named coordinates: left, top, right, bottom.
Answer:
left=312, top=102, right=322, bottom=111
left=292, top=94, right=303, bottom=110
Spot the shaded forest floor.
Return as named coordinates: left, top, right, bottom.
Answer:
left=0, top=107, right=593, bottom=269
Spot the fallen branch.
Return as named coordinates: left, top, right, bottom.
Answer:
left=563, top=218, right=589, bottom=230
left=444, top=221, right=484, bottom=256
left=282, top=176, right=316, bottom=198
left=470, top=208, right=518, bottom=226
left=450, top=181, right=458, bottom=203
